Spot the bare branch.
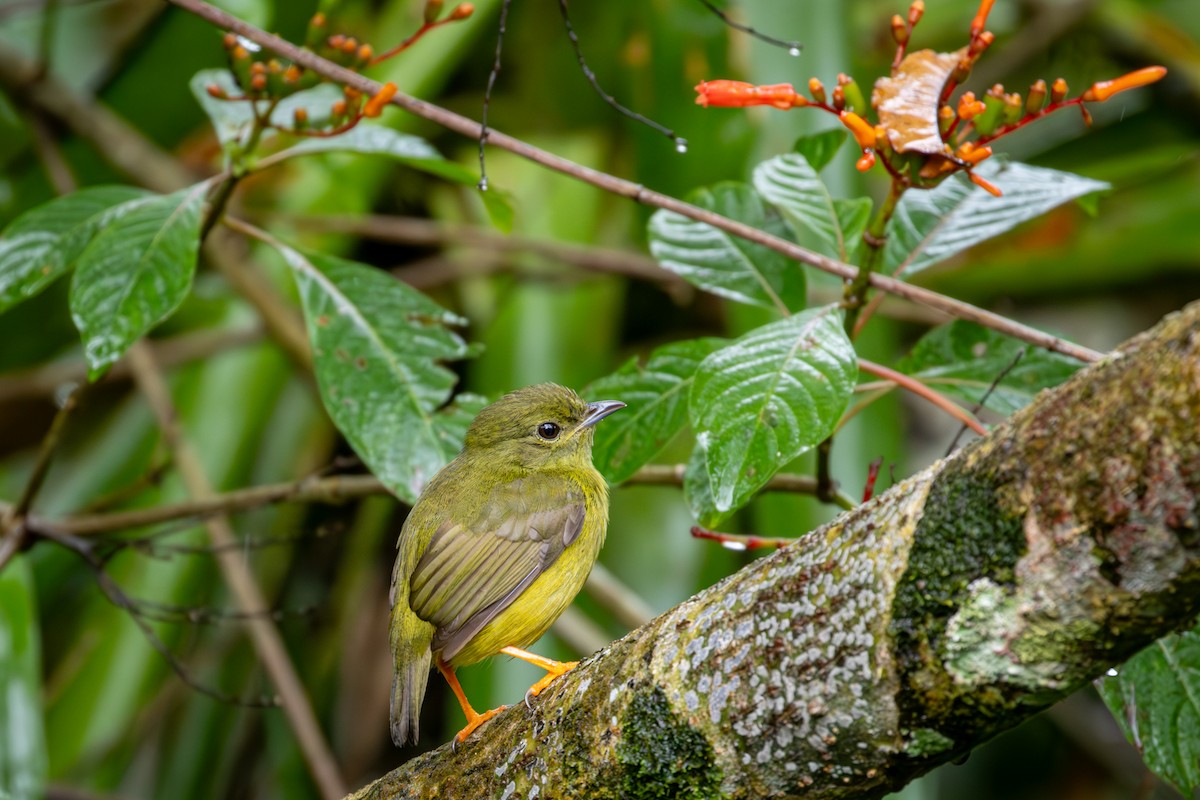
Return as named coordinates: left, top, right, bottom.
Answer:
left=163, top=0, right=1104, bottom=364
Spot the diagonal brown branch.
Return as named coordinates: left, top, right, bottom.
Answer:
left=163, top=0, right=1103, bottom=365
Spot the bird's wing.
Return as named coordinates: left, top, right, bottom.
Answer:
left=408, top=475, right=586, bottom=661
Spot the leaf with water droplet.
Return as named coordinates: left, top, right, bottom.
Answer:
left=1098, top=624, right=1200, bottom=797
left=689, top=305, right=856, bottom=520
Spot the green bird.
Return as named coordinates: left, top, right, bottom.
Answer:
left=389, top=383, right=625, bottom=746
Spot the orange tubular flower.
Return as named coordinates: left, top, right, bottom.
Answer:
left=1081, top=66, right=1167, bottom=103
left=839, top=111, right=877, bottom=151
left=695, top=81, right=807, bottom=110
left=690, top=0, right=1166, bottom=197
left=364, top=82, right=398, bottom=118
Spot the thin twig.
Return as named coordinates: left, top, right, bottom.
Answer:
left=0, top=386, right=80, bottom=573
left=945, top=349, right=1025, bottom=456
left=125, top=342, right=347, bottom=799
left=0, top=326, right=261, bottom=403
left=161, top=0, right=1105, bottom=365
left=583, top=563, right=654, bottom=630
left=35, top=523, right=280, bottom=708
left=7, top=464, right=844, bottom=541
left=858, top=358, right=988, bottom=436
left=262, top=212, right=690, bottom=295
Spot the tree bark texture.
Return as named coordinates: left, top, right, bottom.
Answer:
left=351, top=302, right=1200, bottom=799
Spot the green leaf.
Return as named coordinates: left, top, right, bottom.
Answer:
left=478, top=186, right=516, bottom=234
left=834, top=197, right=872, bottom=265
left=753, top=153, right=863, bottom=262
left=792, top=129, right=848, bottom=172
left=682, top=445, right=719, bottom=527
left=690, top=305, right=856, bottom=519
left=647, top=182, right=805, bottom=311
left=0, top=556, right=46, bottom=800
left=0, top=186, right=150, bottom=315
left=884, top=160, right=1110, bottom=277
left=586, top=337, right=725, bottom=484
left=210, top=0, right=270, bottom=27
left=265, top=124, right=478, bottom=185
left=1098, top=627, right=1200, bottom=797
left=69, top=184, right=207, bottom=378
left=280, top=246, right=475, bottom=503
left=898, top=321, right=1082, bottom=416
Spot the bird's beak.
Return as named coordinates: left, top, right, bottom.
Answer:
left=579, top=400, right=625, bottom=429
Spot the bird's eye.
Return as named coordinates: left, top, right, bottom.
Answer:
left=536, top=422, right=561, bottom=440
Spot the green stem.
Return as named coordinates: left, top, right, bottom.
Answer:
left=816, top=179, right=906, bottom=505
left=842, top=178, right=904, bottom=336
left=199, top=98, right=278, bottom=241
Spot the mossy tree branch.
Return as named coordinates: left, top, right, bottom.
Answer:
left=353, top=301, right=1200, bottom=799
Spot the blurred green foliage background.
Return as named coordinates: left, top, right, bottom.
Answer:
left=0, top=0, right=1197, bottom=797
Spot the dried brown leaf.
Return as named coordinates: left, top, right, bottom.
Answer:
left=873, top=47, right=965, bottom=156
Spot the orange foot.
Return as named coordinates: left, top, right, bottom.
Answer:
left=500, top=646, right=579, bottom=707
left=436, top=657, right=507, bottom=749
left=452, top=703, right=507, bottom=749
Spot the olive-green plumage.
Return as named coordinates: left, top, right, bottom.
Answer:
left=389, top=383, right=623, bottom=745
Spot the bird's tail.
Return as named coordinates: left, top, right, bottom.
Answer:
left=389, top=605, right=434, bottom=746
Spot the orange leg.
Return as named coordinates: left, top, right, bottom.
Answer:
left=436, top=657, right=506, bottom=746
left=500, top=646, right=579, bottom=704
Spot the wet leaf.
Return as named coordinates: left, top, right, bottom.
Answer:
left=689, top=305, right=856, bottom=521
left=754, top=154, right=870, bottom=263
left=69, top=184, right=207, bottom=378
left=1098, top=626, right=1200, bottom=798
left=279, top=246, right=474, bottom=502
left=0, top=186, right=149, bottom=316
left=884, top=160, right=1109, bottom=277
left=899, top=321, right=1082, bottom=415
left=586, top=337, right=725, bottom=484
left=648, top=182, right=805, bottom=311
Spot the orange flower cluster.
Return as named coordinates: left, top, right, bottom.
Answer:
left=205, top=1, right=473, bottom=139
left=694, top=0, right=1167, bottom=196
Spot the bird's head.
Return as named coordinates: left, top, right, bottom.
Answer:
left=463, top=383, right=624, bottom=472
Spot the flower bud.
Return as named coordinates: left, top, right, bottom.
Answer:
left=938, top=104, right=955, bottom=134
left=970, top=0, right=995, bottom=38
left=956, top=91, right=985, bottom=121
left=839, top=111, right=876, bottom=151
left=908, top=0, right=924, bottom=27
left=1050, top=78, right=1068, bottom=104
left=808, top=77, right=826, bottom=105
left=694, top=80, right=805, bottom=109
left=1025, top=79, right=1046, bottom=114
